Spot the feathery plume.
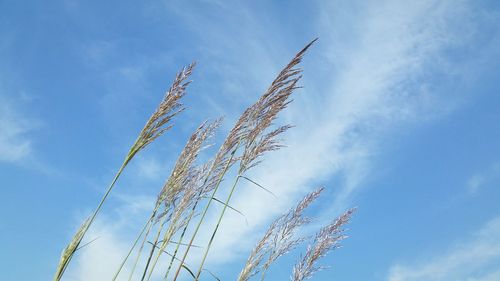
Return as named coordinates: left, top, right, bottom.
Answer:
left=292, top=208, right=356, bottom=281
left=192, top=39, right=319, bottom=280
left=55, top=63, right=196, bottom=281
left=129, top=63, right=196, bottom=162
left=53, top=218, right=90, bottom=281
left=114, top=118, right=219, bottom=281
left=157, top=118, right=222, bottom=209
left=238, top=39, right=317, bottom=173
left=238, top=188, right=324, bottom=281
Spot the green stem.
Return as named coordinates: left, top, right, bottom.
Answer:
left=111, top=216, right=152, bottom=281
left=259, top=266, right=269, bottom=281
left=54, top=157, right=129, bottom=281
left=163, top=223, right=188, bottom=280
left=194, top=175, right=241, bottom=280
left=126, top=207, right=160, bottom=281
left=144, top=222, right=176, bottom=281
left=140, top=211, right=169, bottom=281
left=172, top=147, right=239, bottom=281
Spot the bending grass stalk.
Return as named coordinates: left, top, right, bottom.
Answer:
left=163, top=225, right=188, bottom=280
left=260, top=270, right=267, bottom=281
left=163, top=178, right=213, bottom=280
left=113, top=201, right=163, bottom=281
left=54, top=158, right=129, bottom=281
left=140, top=210, right=170, bottom=281
left=126, top=212, right=158, bottom=281
left=111, top=215, right=153, bottom=281
left=171, top=145, right=240, bottom=281
left=144, top=217, right=178, bottom=281
left=194, top=174, right=242, bottom=280
left=55, top=63, right=193, bottom=281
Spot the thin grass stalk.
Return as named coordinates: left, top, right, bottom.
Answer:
left=55, top=64, right=194, bottom=281
left=111, top=215, right=153, bottom=281
left=128, top=223, right=153, bottom=281
left=194, top=174, right=242, bottom=280
left=145, top=184, right=201, bottom=281
left=139, top=209, right=170, bottom=281
left=54, top=161, right=127, bottom=281
left=163, top=163, right=222, bottom=280
left=147, top=164, right=220, bottom=280
left=163, top=225, right=187, bottom=280
left=129, top=119, right=218, bottom=281
left=144, top=216, right=179, bottom=281
left=171, top=145, right=240, bottom=281
left=125, top=210, right=159, bottom=281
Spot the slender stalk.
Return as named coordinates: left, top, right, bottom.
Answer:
left=163, top=226, right=187, bottom=280
left=163, top=175, right=213, bottom=279
left=54, top=157, right=130, bottom=281
left=140, top=211, right=169, bottom=281
left=126, top=207, right=160, bottom=281
left=111, top=216, right=152, bottom=281
left=260, top=270, right=266, bottom=281
left=171, top=146, right=239, bottom=281
left=144, top=222, right=177, bottom=281
left=194, top=175, right=241, bottom=280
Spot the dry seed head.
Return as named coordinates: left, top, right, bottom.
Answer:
left=238, top=39, right=316, bottom=174
left=54, top=217, right=91, bottom=281
left=238, top=187, right=323, bottom=281
left=157, top=118, right=221, bottom=207
left=239, top=124, right=293, bottom=173
left=131, top=63, right=196, bottom=160
left=291, top=208, right=356, bottom=281
left=238, top=217, right=277, bottom=281
left=264, top=188, right=324, bottom=268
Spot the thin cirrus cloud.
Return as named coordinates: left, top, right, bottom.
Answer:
left=467, top=162, right=500, bottom=194
left=67, top=0, right=496, bottom=279
left=195, top=0, right=481, bottom=266
left=0, top=96, right=36, bottom=163
left=387, top=215, right=500, bottom=281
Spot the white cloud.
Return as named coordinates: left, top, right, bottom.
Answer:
left=198, top=0, right=479, bottom=266
left=467, top=162, right=500, bottom=194
left=135, top=156, right=165, bottom=181
left=0, top=96, right=37, bottom=163
left=387, top=215, right=500, bottom=281
left=67, top=0, right=494, bottom=279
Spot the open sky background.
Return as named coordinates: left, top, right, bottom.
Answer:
left=1, top=0, right=500, bottom=280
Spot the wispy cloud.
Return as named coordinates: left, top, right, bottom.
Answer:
left=467, top=162, right=500, bottom=194
left=67, top=0, right=495, bottom=279
left=134, top=156, right=165, bottom=181
left=0, top=95, right=38, bottom=163
left=198, top=0, right=481, bottom=266
left=387, top=215, right=500, bottom=281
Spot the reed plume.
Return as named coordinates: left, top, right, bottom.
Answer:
left=56, top=39, right=358, bottom=281
left=112, top=118, right=220, bottom=280
left=238, top=188, right=324, bottom=281
left=292, top=208, right=356, bottom=281
left=190, top=38, right=319, bottom=281
left=55, top=63, right=195, bottom=281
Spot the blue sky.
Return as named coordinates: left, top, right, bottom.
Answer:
left=1, top=0, right=500, bottom=280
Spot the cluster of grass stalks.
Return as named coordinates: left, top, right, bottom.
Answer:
left=55, top=39, right=355, bottom=281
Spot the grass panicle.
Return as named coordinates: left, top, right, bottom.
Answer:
left=238, top=188, right=324, bottom=281
left=56, top=39, right=357, bottom=281
left=54, top=63, right=195, bottom=281
left=113, top=118, right=220, bottom=280
left=292, top=208, right=356, bottom=281
left=191, top=38, right=319, bottom=281
left=53, top=218, right=90, bottom=281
